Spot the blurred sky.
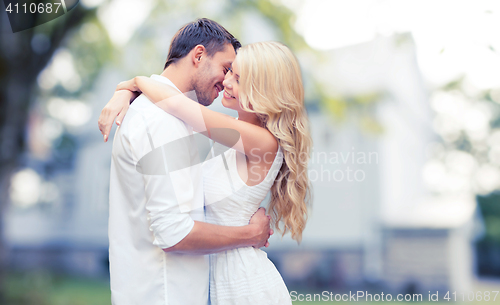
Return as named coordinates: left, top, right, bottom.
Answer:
left=74, top=0, right=500, bottom=93
left=76, top=0, right=500, bottom=90
left=286, top=0, right=500, bottom=89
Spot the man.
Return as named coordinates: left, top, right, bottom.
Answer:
left=99, top=19, right=272, bottom=305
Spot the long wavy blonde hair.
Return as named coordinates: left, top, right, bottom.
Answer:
left=235, top=41, right=312, bottom=242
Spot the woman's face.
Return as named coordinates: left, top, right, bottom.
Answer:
left=221, top=60, right=242, bottom=111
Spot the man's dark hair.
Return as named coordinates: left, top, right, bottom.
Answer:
left=164, top=18, right=241, bottom=69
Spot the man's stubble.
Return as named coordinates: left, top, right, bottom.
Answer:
left=191, top=62, right=218, bottom=107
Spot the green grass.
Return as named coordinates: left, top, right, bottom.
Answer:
left=293, top=303, right=436, bottom=305
left=292, top=303, right=496, bottom=305
left=5, top=272, right=499, bottom=305
left=5, top=271, right=111, bottom=305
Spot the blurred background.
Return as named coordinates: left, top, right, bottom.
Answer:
left=1, top=0, right=500, bottom=304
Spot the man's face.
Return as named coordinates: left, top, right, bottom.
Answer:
left=191, top=44, right=235, bottom=106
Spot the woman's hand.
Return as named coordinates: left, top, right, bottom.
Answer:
left=116, top=78, right=141, bottom=93
left=98, top=89, right=137, bottom=142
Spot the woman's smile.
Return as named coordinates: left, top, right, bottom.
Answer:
left=223, top=89, right=235, bottom=99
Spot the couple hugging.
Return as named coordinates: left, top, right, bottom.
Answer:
left=98, top=18, right=312, bottom=305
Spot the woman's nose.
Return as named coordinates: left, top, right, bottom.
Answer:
left=223, top=78, right=231, bottom=89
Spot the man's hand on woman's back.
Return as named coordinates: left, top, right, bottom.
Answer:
left=249, top=207, right=274, bottom=248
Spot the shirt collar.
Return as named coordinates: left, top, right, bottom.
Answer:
left=150, top=74, right=182, bottom=93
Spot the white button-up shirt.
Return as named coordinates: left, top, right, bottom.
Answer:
left=108, top=75, right=208, bottom=305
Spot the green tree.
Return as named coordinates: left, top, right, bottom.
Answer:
left=0, top=5, right=95, bottom=300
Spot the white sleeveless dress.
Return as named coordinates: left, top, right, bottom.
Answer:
left=202, top=144, right=292, bottom=305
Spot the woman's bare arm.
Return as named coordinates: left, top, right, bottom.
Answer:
left=114, top=76, right=278, bottom=159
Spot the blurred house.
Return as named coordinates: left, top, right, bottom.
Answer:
left=5, top=31, right=481, bottom=295
left=267, top=33, right=480, bottom=295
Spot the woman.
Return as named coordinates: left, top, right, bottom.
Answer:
left=107, top=41, right=311, bottom=304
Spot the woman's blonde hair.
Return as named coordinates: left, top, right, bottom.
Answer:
left=235, top=41, right=312, bottom=242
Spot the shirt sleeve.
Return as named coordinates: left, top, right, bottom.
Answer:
left=128, top=107, right=199, bottom=249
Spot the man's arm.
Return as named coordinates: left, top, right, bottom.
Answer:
left=129, top=104, right=271, bottom=255
left=164, top=208, right=272, bottom=255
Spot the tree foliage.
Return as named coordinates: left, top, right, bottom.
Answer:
left=0, top=4, right=96, bottom=300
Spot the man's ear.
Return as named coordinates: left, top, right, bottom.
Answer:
left=191, top=45, right=206, bottom=67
